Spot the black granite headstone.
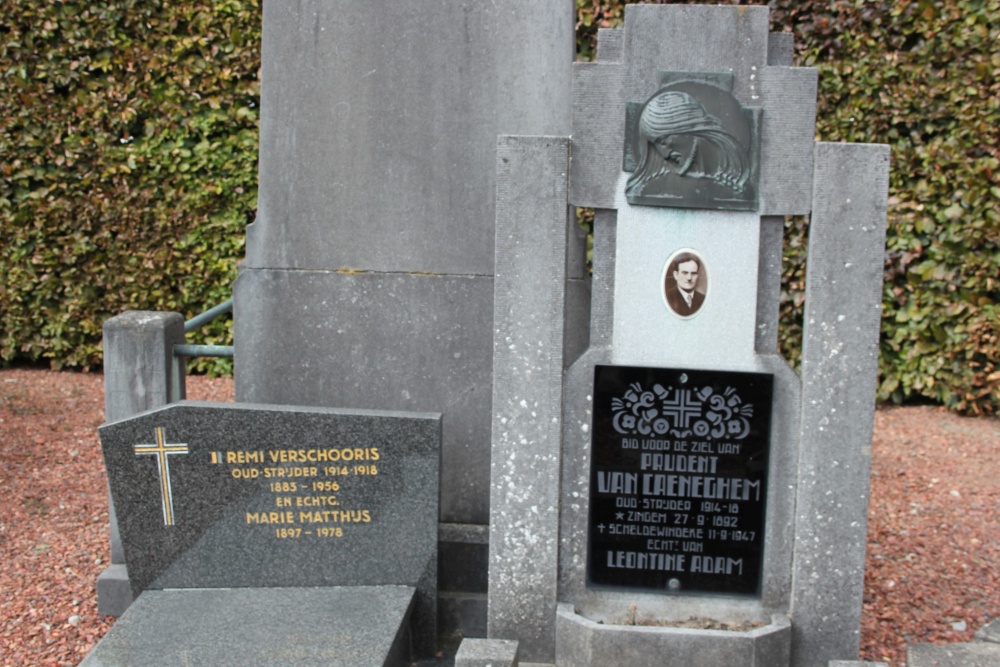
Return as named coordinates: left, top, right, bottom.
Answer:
left=587, top=365, right=772, bottom=596
left=99, top=401, right=441, bottom=656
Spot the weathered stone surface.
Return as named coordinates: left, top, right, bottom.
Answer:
left=100, top=401, right=440, bottom=656
left=907, top=642, right=1000, bottom=667
left=81, top=586, right=415, bottom=667
left=488, top=136, right=570, bottom=663
left=455, top=638, right=520, bottom=667
left=621, top=5, right=769, bottom=105
left=597, top=28, right=623, bottom=63
left=237, top=0, right=576, bottom=548
left=791, top=142, right=890, bottom=666
left=103, top=311, right=186, bottom=423
left=234, top=269, right=491, bottom=524
left=755, top=216, right=785, bottom=354
left=249, top=0, right=573, bottom=274
left=757, top=66, right=818, bottom=214
left=570, top=63, right=625, bottom=208
left=100, top=310, right=186, bottom=614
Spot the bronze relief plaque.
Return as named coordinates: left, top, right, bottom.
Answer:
left=624, top=72, right=761, bottom=211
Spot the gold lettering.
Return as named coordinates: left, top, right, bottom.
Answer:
left=295, top=496, right=340, bottom=507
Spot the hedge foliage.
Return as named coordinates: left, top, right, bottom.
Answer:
left=1, top=1, right=259, bottom=373
left=2, top=1, right=997, bottom=413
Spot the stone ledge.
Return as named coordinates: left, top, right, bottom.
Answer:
left=455, top=638, right=519, bottom=667
left=82, top=586, right=415, bottom=667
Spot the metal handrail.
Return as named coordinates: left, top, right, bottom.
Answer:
left=176, top=299, right=234, bottom=359
left=184, top=299, right=233, bottom=333
left=175, top=344, right=234, bottom=358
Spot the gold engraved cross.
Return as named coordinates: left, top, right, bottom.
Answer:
left=134, top=427, right=189, bottom=526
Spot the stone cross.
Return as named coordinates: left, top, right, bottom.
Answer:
left=487, top=6, right=889, bottom=666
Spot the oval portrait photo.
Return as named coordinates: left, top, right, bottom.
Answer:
left=662, top=249, right=709, bottom=318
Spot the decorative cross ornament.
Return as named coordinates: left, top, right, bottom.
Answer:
left=134, top=427, right=189, bottom=526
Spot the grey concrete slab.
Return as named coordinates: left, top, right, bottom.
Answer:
left=621, top=5, right=770, bottom=106
left=234, top=268, right=493, bottom=525
left=456, top=638, right=520, bottom=667
left=790, top=142, right=890, bottom=667
left=597, top=28, right=623, bottom=63
left=768, top=32, right=795, bottom=67
left=488, top=136, right=570, bottom=663
left=81, top=586, right=415, bottom=667
left=100, top=310, right=186, bottom=613
left=907, top=642, right=1000, bottom=667
left=588, top=209, right=617, bottom=347
left=755, top=216, right=785, bottom=355
left=239, top=4, right=576, bottom=586
left=99, top=401, right=440, bottom=656
left=757, top=66, right=818, bottom=215
left=248, top=0, right=572, bottom=274
left=103, top=311, right=186, bottom=425
left=569, top=63, right=625, bottom=209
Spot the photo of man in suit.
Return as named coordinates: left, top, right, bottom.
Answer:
left=664, top=251, right=707, bottom=317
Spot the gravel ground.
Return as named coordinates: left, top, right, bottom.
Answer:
left=0, top=368, right=996, bottom=666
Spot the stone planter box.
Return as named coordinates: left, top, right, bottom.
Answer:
left=555, top=603, right=791, bottom=667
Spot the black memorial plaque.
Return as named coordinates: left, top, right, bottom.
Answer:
left=587, top=365, right=773, bottom=596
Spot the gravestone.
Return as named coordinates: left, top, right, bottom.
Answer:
left=85, top=401, right=441, bottom=664
left=484, top=5, right=889, bottom=666
left=232, top=4, right=581, bottom=637
left=96, top=2, right=584, bottom=627
left=96, top=0, right=584, bottom=634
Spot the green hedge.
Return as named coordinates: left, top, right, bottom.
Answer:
left=2, top=0, right=997, bottom=414
left=0, top=1, right=259, bottom=373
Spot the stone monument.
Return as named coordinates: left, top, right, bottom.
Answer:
left=99, top=0, right=581, bottom=633
left=232, top=2, right=580, bottom=635
left=85, top=401, right=441, bottom=665
left=482, top=5, right=889, bottom=666
left=97, top=4, right=893, bottom=665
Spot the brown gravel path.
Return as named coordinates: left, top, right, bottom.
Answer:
left=0, top=368, right=996, bottom=666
